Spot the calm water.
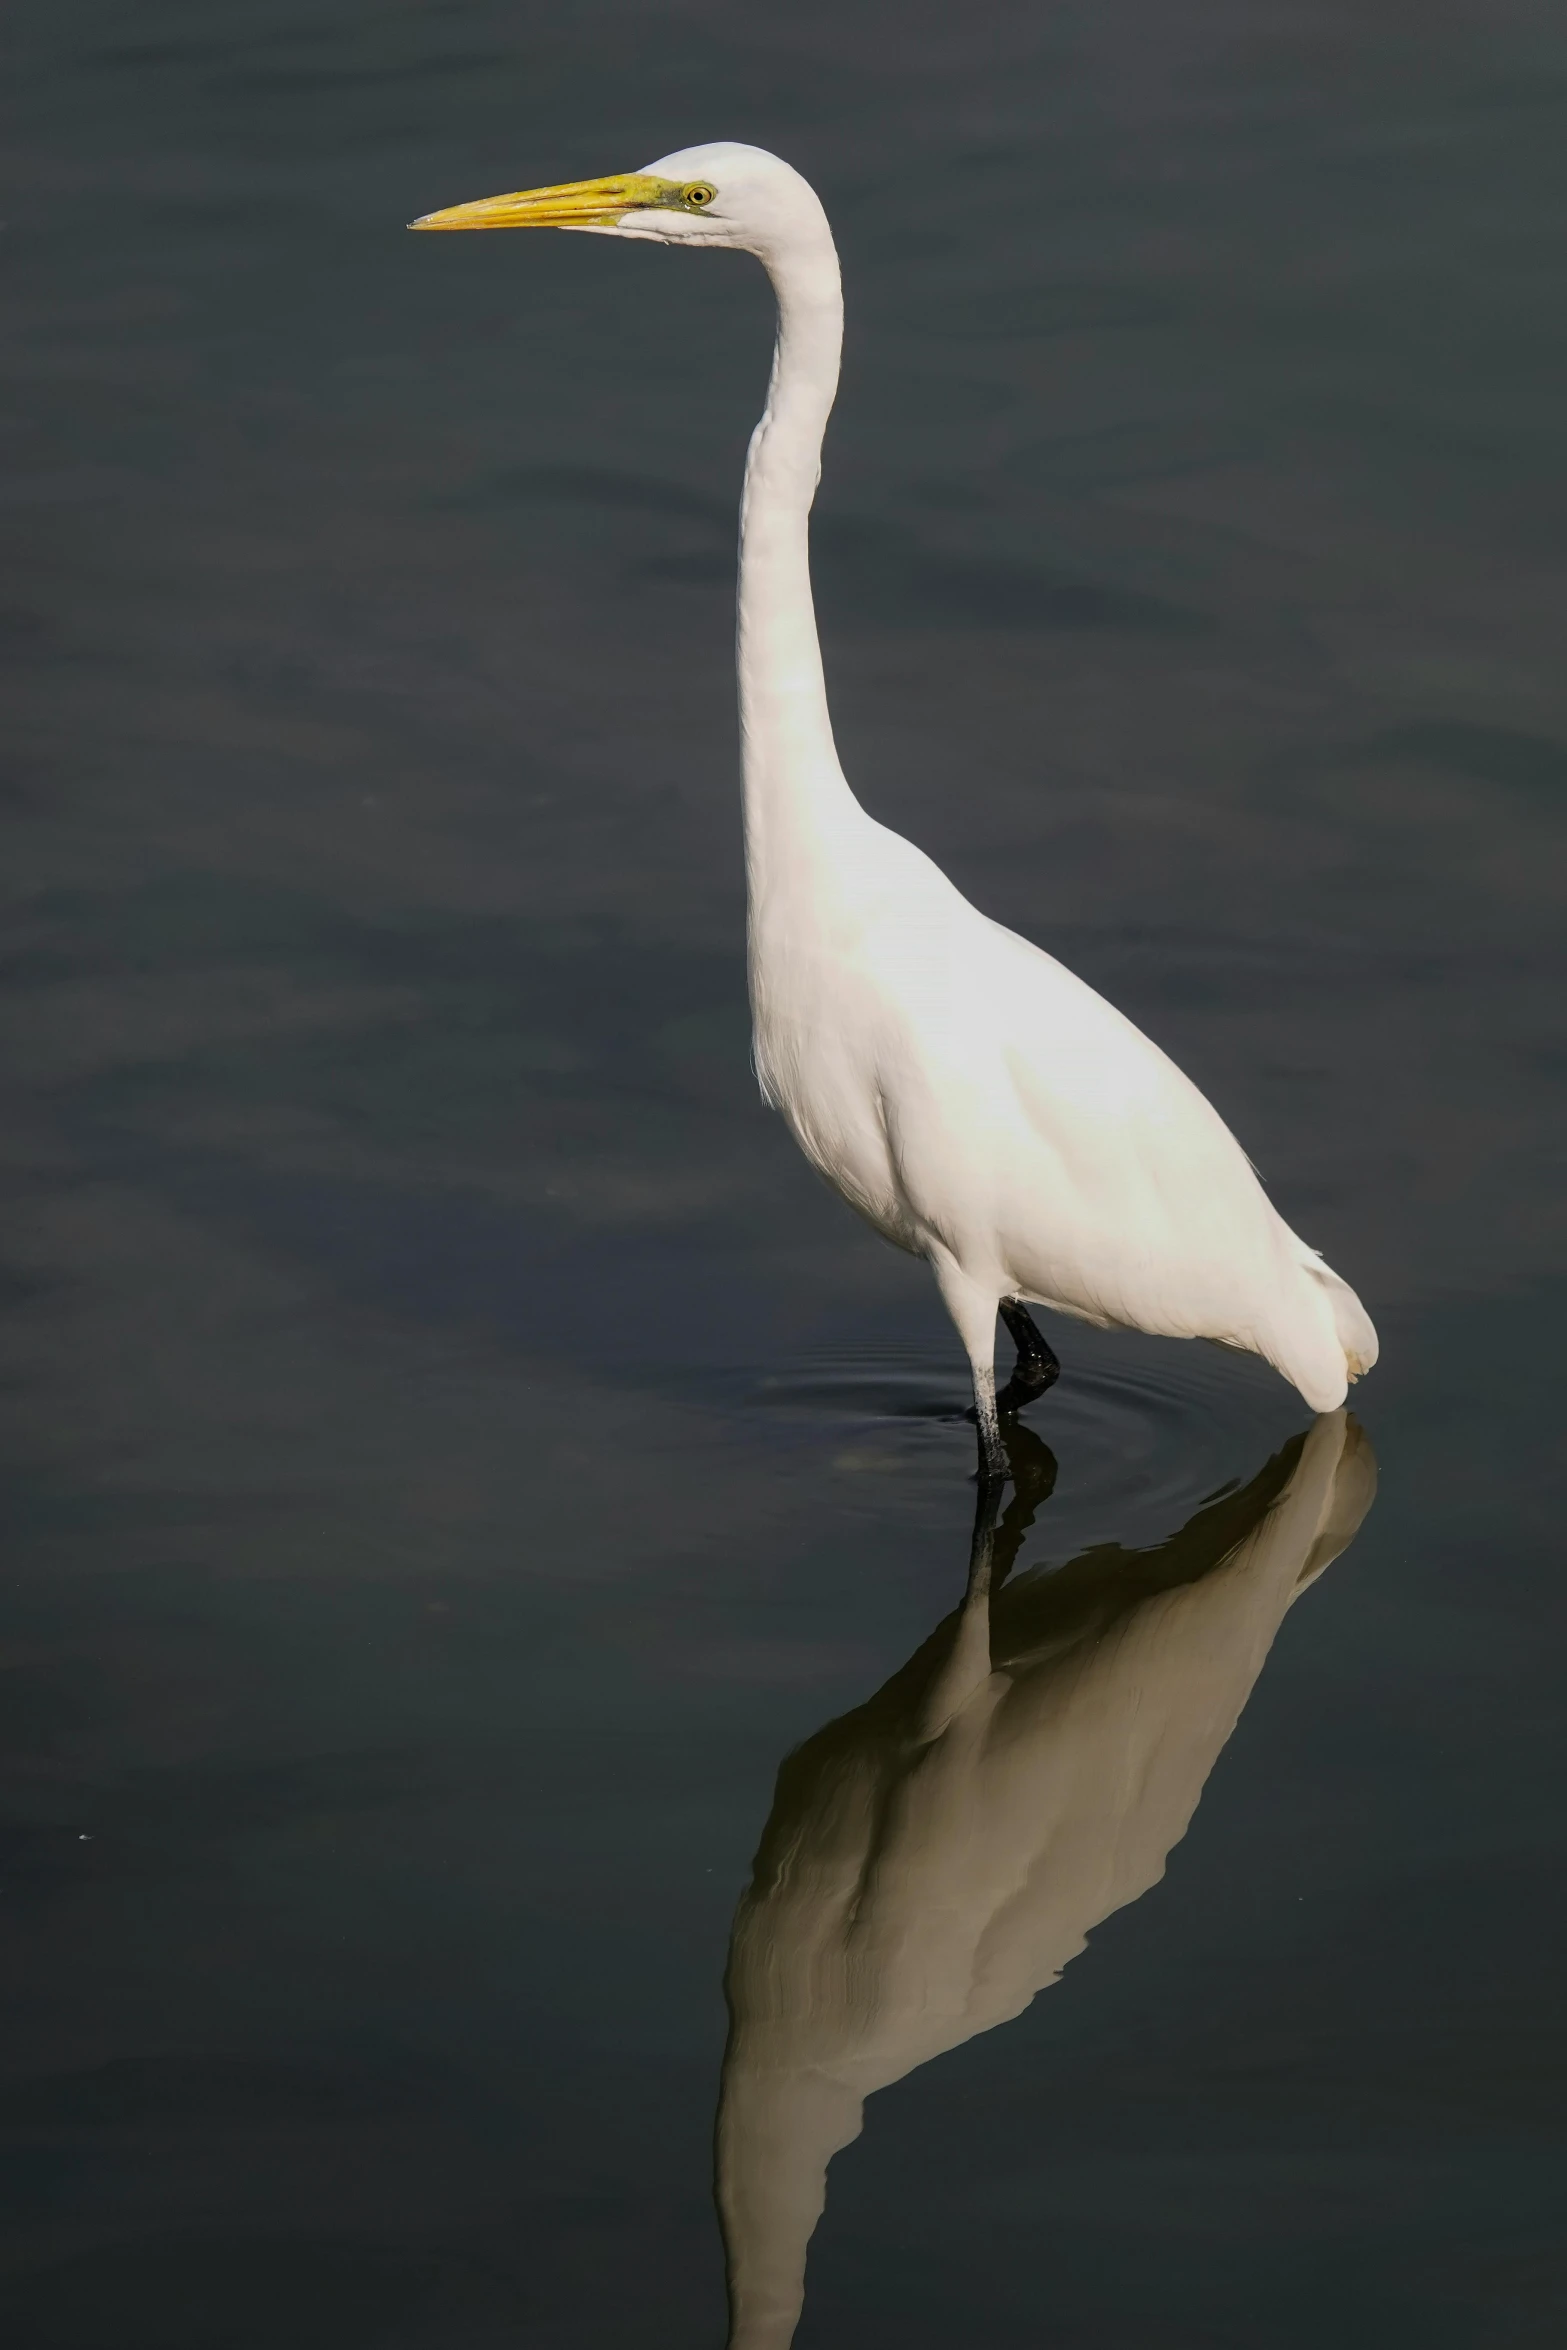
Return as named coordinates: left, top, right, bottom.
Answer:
left=3, top=4, right=1565, bottom=2343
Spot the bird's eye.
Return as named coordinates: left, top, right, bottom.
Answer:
left=685, top=182, right=716, bottom=207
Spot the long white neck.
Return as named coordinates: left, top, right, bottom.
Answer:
left=738, top=228, right=864, bottom=919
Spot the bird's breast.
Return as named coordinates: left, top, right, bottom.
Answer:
left=750, top=939, right=925, bottom=1254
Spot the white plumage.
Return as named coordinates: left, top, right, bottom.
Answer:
left=412, top=142, right=1378, bottom=1472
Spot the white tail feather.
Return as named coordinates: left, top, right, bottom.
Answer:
left=1295, top=1244, right=1379, bottom=1380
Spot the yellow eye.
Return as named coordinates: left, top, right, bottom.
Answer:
left=685, top=182, right=716, bottom=208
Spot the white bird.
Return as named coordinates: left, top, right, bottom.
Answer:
left=716, top=1411, right=1378, bottom=2349
left=411, top=144, right=1378, bottom=1478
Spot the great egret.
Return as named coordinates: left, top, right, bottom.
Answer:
left=717, top=1411, right=1377, bottom=2348
left=411, top=144, right=1378, bottom=1478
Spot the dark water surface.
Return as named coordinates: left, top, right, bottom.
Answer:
left=3, top=3, right=1565, bottom=2343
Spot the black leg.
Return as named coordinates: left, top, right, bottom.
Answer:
left=996, top=1299, right=1060, bottom=1416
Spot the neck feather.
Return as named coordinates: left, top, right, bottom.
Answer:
left=738, top=229, right=862, bottom=909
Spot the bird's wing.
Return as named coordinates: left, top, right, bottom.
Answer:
left=979, top=915, right=1238, bottom=1146
left=974, top=913, right=1268, bottom=1212
left=954, top=911, right=1311, bottom=1342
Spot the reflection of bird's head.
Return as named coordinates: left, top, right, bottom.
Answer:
left=409, top=142, right=828, bottom=266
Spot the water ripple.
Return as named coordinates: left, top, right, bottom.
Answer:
left=752, top=1332, right=1309, bottom=1549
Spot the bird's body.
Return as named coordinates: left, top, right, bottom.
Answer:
left=412, top=142, right=1378, bottom=1466
left=749, top=804, right=1373, bottom=1411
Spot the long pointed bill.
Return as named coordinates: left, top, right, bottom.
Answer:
left=408, top=174, right=674, bottom=233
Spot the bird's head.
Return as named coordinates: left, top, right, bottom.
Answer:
left=408, top=141, right=828, bottom=269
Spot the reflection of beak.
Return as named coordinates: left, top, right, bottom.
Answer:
left=408, top=173, right=666, bottom=233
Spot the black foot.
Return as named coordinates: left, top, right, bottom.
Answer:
left=996, top=1299, right=1060, bottom=1417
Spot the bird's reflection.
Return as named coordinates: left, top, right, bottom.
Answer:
left=716, top=1411, right=1377, bottom=2349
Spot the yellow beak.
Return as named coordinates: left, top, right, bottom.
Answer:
left=408, top=174, right=672, bottom=233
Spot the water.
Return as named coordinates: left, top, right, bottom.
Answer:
left=1, top=3, right=1564, bottom=2343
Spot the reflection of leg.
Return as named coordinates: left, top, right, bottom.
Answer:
left=921, top=1472, right=1004, bottom=1740
left=923, top=1422, right=1057, bottom=1741
left=997, top=1299, right=1060, bottom=1416
left=966, top=1464, right=1003, bottom=1602
left=992, top=1420, right=1058, bottom=1584
left=970, top=1421, right=1057, bottom=1599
